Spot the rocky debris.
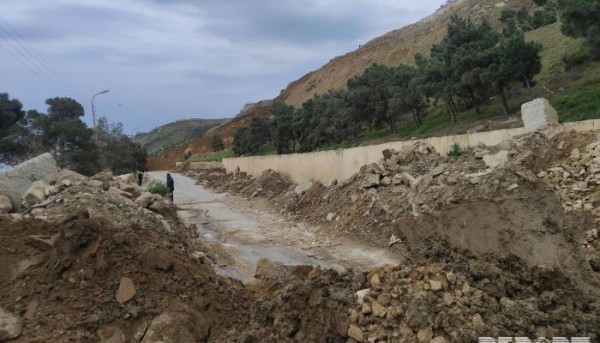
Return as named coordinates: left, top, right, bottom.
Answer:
left=92, top=169, right=114, bottom=182
left=0, top=307, right=23, bottom=341
left=349, top=260, right=600, bottom=343
left=109, top=187, right=133, bottom=199
left=116, top=277, right=136, bottom=304
left=22, top=180, right=50, bottom=208
left=362, top=173, right=380, bottom=188
left=0, top=195, right=12, bottom=214
left=86, top=179, right=105, bottom=189
left=0, top=153, right=60, bottom=210
left=97, top=325, right=126, bottom=343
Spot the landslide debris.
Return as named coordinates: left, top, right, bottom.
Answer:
left=0, top=160, right=353, bottom=342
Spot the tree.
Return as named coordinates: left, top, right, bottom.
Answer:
left=249, top=117, right=271, bottom=152
left=387, top=65, right=427, bottom=127
left=45, top=97, right=84, bottom=120
left=270, top=101, right=295, bottom=154
left=486, top=30, right=543, bottom=115
left=0, top=93, right=24, bottom=130
left=211, top=135, right=225, bottom=152
left=347, top=64, right=396, bottom=131
left=559, top=0, right=600, bottom=59
left=232, top=127, right=251, bottom=156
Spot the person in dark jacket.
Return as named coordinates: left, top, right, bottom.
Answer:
left=137, top=172, right=143, bottom=186
left=166, top=173, right=174, bottom=201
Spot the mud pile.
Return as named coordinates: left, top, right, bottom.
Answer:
left=0, top=165, right=355, bottom=342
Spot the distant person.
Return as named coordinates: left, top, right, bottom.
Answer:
left=137, top=171, right=143, bottom=186
left=166, top=173, right=174, bottom=201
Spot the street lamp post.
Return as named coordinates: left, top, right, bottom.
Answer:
left=91, top=89, right=110, bottom=144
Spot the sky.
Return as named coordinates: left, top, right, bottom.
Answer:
left=0, top=0, right=445, bottom=133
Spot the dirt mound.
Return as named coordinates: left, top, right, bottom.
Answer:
left=0, top=170, right=354, bottom=342
left=192, top=131, right=600, bottom=295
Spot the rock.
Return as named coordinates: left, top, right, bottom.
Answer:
left=417, top=327, right=433, bottom=343
left=26, top=234, right=60, bottom=251
left=537, top=171, right=548, bottom=178
left=382, top=149, right=396, bottom=160
left=326, top=212, right=336, bottom=221
left=370, top=274, right=381, bottom=290
left=87, top=180, right=105, bottom=189
left=347, top=325, right=364, bottom=343
left=361, top=174, right=380, bottom=188
left=483, top=150, right=509, bottom=169
left=142, top=311, right=209, bottom=343
left=472, top=313, right=486, bottom=332
left=135, top=192, right=163, bottom=208
left=24, top=300, right=38, bottom=321
left=61, top=179, right=73, bottom=188
left=431, top=337, right=448, bottom=343
left=57, top=168, right=88, bottom=184
left=398, top=172, right=418, bottom=187
left=354, top=289, right=370, bottom=305
left=521, top=98, right=559, bottom=132
left=22, top=180, right=50, bottom=208
left=117, top=182, right=137, bottom=193
left=516, top=170, right=538, bottom=183
left=388, top=234, right=402, bottom=246
left=92, top=169, right=114, bottom=182
left=361, top=302, right=372, bottom=315
left=0, top=153, right=60, bottom=210
left=571, top=148, right=581, bottom=159
left=97, top=325, right=126, bottom=343
left=116, top=277, right=136, bottom=304
left=507, top=183, right=519, bottom=191
left=0, top=195, right=12, bottom=213
left=431, top=165, right=446, bottom=177
left=446, top=272, right=457, bottom=284
left=149, top=199, right=168, bottom=213
left=0, top=307, right=23, bottom=341
left=371, top=301, right=386, bottom=318
left=294, top=181, right=313, bottom=195
left=429, top=280, right=443, bottom=291
left=380, top=176, right=391, bottom=186
left=109, top=187, right=133, bottom=199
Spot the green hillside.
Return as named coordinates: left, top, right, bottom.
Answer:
left=134, top=118, right=228, bottom=155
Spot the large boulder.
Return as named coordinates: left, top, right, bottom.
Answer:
left=141, top=311, right=209, bottom=343
left=22, top=180, right=50, bottom=208
left=0, top=153, right=60, bottom=210
left=135, top=192, right=163, bottom=208
left=521, top=98, right=559, bottom=132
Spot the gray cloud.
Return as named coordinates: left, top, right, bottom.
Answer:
left=0, top=0, right=444, bottom=132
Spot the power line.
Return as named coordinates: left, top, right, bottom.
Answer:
left=0, top=17, right=85, bottom=100
left=0, top=15, right=87, bottom=100
left=0, top=38, right=69, bottom=97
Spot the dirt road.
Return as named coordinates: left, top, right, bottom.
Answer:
left=150, top=172, right=401, bottom=281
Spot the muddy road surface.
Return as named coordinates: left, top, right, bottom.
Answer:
left=149, top=172, right=401, bottom=281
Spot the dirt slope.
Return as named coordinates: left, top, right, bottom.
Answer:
left=150, top=0, right=544, bottom=169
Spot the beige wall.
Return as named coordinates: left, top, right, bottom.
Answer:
left=188, top=161, right=224, bottom=170
left=222, top=119, right=600, bottom=184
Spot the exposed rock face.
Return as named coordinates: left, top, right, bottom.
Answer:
left=0, top=153, right=60, bottom=210
left=521, top=98, right=559, bottom=132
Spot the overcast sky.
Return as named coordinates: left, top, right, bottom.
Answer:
left=0, top=0, right=444, bottom=133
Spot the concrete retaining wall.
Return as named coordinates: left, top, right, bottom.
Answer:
left=222, top=119, right=600, bottom=184
left=187, top=161, right=224, bottom=170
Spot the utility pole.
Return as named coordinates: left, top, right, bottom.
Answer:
left=91, top=89, right=110, bottom=145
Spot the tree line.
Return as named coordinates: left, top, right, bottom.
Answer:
left=232, top=0, right=600, bottom=156
left=0, top=94, right=147, bottom=175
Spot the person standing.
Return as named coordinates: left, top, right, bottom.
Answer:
left=166, top=173, right=174, bottom=201
left=137, top=171, right=143, bottom=186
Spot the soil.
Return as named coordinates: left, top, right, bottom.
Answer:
left=4, top=128, right=600, bottom=342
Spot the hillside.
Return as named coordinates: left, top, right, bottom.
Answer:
left=147, top=102, right=272, bottom=170
left=149, top=0, right=600, bottom=170
left=134, top=118, right=228, bottom=155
